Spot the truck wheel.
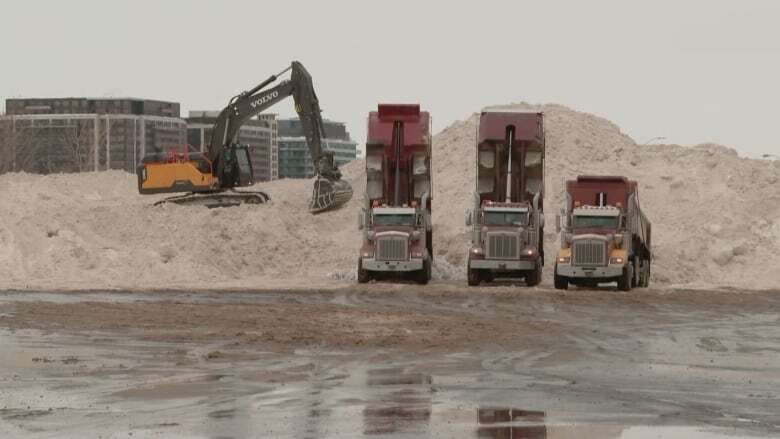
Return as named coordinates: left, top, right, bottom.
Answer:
left=631, top=258, right=640, bottom=288
left=467, top=267, right=480, bottom=286
left=526, top=261, right=542, bottom=287
left=415, top=259, right=431, bottom=285
left=618, top=264, right=633, bottom=291
left=553, top=265, right=568, bottom=290
left=357, top=259, right=371, bottom=284
left=641, top=259, right=651, bottom=287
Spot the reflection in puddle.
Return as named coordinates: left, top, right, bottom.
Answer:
left=477, top=408, right=547, bottom=439
left=363, top=368, right=433, bottom=435
left=478, top=408, right=546, bottom=424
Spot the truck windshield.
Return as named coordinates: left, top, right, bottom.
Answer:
left=374, top=214, right=416, bottom=226
left=573, top=215, right=619, bottom=229
left=484, top=211, right=528, bottom=226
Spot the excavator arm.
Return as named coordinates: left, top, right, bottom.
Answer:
left=208, top=61, right=351, bottom=211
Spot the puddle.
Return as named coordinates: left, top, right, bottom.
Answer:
left=471, top=407, right=759, bottom=439
left=362, top=368, right=434, bottom=435
left=0, top=291, right=777, bottom=439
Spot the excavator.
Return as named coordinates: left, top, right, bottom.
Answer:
left=136, top=61, right=353, bottom=213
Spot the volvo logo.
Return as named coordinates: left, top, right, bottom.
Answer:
left=250, top=91, right=278, bottom=109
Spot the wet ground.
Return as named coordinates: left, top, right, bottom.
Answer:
left=0, top=284, right=779, bottom=438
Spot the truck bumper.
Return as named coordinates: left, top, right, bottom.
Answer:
left=362, top=258, right=424, bottom=272
left=470, top=259, right=535, bottom=271
left=556, top=264, right=623, bottom=279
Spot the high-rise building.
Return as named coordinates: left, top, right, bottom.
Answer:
left=1, top=97, right=186, bottom=174
left=186, top=111, right=278, bottom=182
left=277, top=118, right=357, bottom=178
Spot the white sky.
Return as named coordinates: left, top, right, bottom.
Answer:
left=3, top=0, right=779, bottom=158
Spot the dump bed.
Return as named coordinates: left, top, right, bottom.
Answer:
left=365, top=104, right=432, bottom=209
left=476, top=109, right=544, bottom=207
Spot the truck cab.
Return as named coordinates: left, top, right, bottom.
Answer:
left=357, top=104, right=433, bottom=284
left=359, top=203, right=431, bottom=282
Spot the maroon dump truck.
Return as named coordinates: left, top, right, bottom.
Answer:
left=554, top=175, right=652, bottom=291
left=357, top=104, right=433, bottom=284
left=466, top=108, right=545, bottom=286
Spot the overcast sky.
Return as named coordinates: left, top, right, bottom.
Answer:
left=3, top=1, right=779, bottom=158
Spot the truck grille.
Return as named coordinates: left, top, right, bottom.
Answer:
left=486, top=233, right=520, bottom=259
left=376, top=236, right=408, bottom=261
left=572, top=239, right=607, bottom=266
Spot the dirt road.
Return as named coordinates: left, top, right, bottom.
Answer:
left=1, top=284, right=778, bottom=438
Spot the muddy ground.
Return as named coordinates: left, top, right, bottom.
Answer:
left=1, top=284, right=779, bottom=438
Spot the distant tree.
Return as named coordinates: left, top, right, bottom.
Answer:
left=57, top=118, right=95, bottom=172
left=0, top=117, right=98, bottom=174
left=12, top=122, right=57, bottom=173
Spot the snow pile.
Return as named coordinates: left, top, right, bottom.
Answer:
left=1, top=103, right=779, bottom=290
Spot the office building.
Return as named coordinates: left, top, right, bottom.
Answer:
left=277, top=118, right=357, bottom=178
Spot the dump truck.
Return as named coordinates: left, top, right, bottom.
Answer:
left=465, top=108, right=545, bottom=286
left=554, top=175, right=652, bottom=291
left=357, top=104, right=433, bottom=284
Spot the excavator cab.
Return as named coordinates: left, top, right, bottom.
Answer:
left=218, top=144, right=255, bottom=189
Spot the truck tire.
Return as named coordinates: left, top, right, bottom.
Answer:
left=553, top=265, right=568, bottom=290
left=467, top=267, right=480, bottom=286
left=526, top=261, right=542, bottom=287
left=631, top=258, right=640, bottom=288
left=618, top=264, right=633, bottom=291
left=357, top=259, right=371, bottom=284
left=415, top=259, right=431, bottom=285
left=640, top=259, right=651, bottom=288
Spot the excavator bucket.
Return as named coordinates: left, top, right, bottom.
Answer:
left=309, top=176, right=353, bottom=213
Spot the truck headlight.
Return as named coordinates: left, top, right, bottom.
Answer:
left=557, top=256, right=570, bottom=263
left=470, top=247, right=484, bottom=256
left=362, top=250, right=373, bottom=258
left=610, top=257, right=624, bottom=264
left=411, top=250, right=424, bottom=258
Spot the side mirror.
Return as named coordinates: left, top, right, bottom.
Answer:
left=555, top=214, right=561, bottom=233
left=539, top=213, right=545, bottom=229
left=465, top=209, right=472, bottom=227
left=358, top=210, right=365, bottom=230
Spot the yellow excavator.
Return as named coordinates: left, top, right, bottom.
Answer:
left=137, top=61, right=353, bottom=213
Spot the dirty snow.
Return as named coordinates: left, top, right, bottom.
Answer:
left=1, top=104, right=778, bottom=290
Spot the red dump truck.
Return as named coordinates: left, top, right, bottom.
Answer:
left=466, top=108, right=545, bottom=286
left=554, top=175, right=652, bottom=291
left=357, top=104, right=433, bottom=284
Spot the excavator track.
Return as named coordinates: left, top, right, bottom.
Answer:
left=154, top=189, right=270, bottom=208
